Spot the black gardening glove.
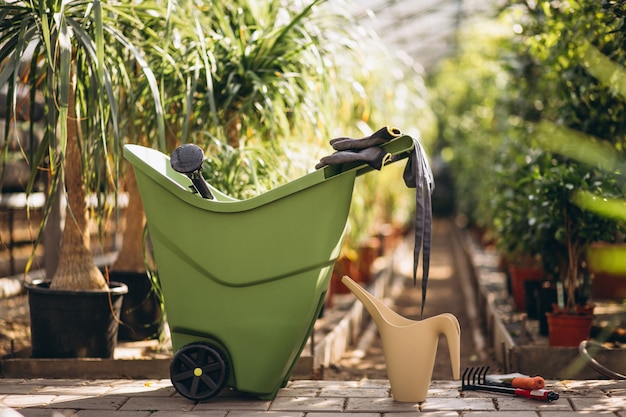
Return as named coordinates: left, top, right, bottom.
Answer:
left=329, top=126, right=402, bottom=151
left=403, top=138, right=435, bottom=319
left=315, top=146, right=391, bottom=170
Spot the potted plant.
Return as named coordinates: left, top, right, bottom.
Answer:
left=0, top=0, right=167, bottom=357
left=496, top=0, right=626, bottom=346
left=490, top=139, right=549, bottom=315
left=527, top=155, right=623, bottom=347
left=108, top=172, right=163, bottom=342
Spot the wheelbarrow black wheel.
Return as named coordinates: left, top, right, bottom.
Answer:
left=170, top=342, right=228, bottom=401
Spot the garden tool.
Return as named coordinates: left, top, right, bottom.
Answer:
left=170, top=143, right=214, bottom=199
left=124, top=133, right=416, bottom=402
left=342, top=276, right=460, bottom=403
left=462, top=367, right=559, bottom=402
left=484, top=371, right=545, bottom=390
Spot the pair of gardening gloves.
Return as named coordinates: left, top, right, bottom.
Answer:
left=315, top=126, right=435, bottom=319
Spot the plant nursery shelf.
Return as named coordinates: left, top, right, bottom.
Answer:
left=458, top=226, right=626, bottom=380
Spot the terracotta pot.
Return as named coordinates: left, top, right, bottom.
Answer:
left=591, top=272, right=626, bottom=300
left=508, top=264, right=544, bottom=312
left=546, top=306, right=594, bottom=347
left=357, top=237, right=381, bottom=283
left=330, top=256, right=360, bottom=295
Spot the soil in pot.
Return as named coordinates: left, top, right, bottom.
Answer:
left=591, top=272, right=626, bottom=301
left=26, top=280, right=128, bottom=358
left=109, top=271, right=164, bottom=341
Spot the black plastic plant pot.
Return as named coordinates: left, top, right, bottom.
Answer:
left=25, top=280, right=128, bottom=358
left=108, top=271, right=164, bottom=342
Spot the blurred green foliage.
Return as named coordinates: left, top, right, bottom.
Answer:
left=428, top=0, right=626, bottom=310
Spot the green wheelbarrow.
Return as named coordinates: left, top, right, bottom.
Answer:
left=123, top=133, right=414, bottom=401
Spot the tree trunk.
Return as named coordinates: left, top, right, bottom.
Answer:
left=111, top=169, right=148, bottom=272
left=50, top=85, right=107, bottom=291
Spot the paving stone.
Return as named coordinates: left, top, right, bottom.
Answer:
left=193, top=398, right=270, bottom=412
left=227, top=412, right=302, bottom=417
left=286, top=381, right=328, bottom=389
left=288, top=381, right=357, bottom=390
left=459, top=390, right=493, bottom=399
left=269, top=396, right=344, bottom=412
left=463, top=413, right=538, bottom=417
left=149, top=412, right=227, bottom=417
left=414, top=413, right=461, bottom=417
left=345, top=397, right=419, bottom=413
left=21, top=380, right=91, bottom=387
left=539, top=412, right=617, bottom=417
left=275, top=387, right=319, bottom=397
left=76, top=411, right=150, bottom=417
left=16, top=409, right=78, bottom=417
left=427, top=387, right=462, bottom=398
left=357, top=380, right=390, bottom=389
left=420, top=397, right=495, bottom=412
left=496, top=397, right=572, bottom=412
left=1, top=395, right=57, bottom=409
left=119, top=396, right=195, bottom=412
left=0, top=382, right=43, bottom=395
left=48, top=395, right=128, bottom=410
left=0, top=407, right=38, bottom=417
left=570, top=396, right=626, bottom=412
left=559, top=380, right=626, bottom=397
left=606, top=388, right=626, bottom=397
left=36, top=385, right=112, bottom=396
left=318, top=387, right=389, bottom=398
left=105, top=383, right=176, bottom=397
left=565, top=380, right=626, bottom=390
left=302, top=413, right=380, bottom=417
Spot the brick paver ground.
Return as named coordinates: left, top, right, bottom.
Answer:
left=0, top=378, right=624, bottom=416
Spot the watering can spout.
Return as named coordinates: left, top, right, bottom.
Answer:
left=341, top=275, right=461, bottom=402
left=341, top=276, right=414, bottom=329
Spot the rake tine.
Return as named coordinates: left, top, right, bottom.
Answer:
left=480, top=366, right=490, bottom=384
left=471, top=366, right=480, bottom=385
left=462, top=367, right=477, bottom=390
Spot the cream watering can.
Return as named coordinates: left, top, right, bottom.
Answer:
left=342, top=276, right=460, bottom=403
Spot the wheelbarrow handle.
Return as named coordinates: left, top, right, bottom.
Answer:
left=322, top=134, right=415, bottom=179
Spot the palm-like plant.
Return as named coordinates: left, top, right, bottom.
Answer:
left=0, top=0, right=165, bottom=290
